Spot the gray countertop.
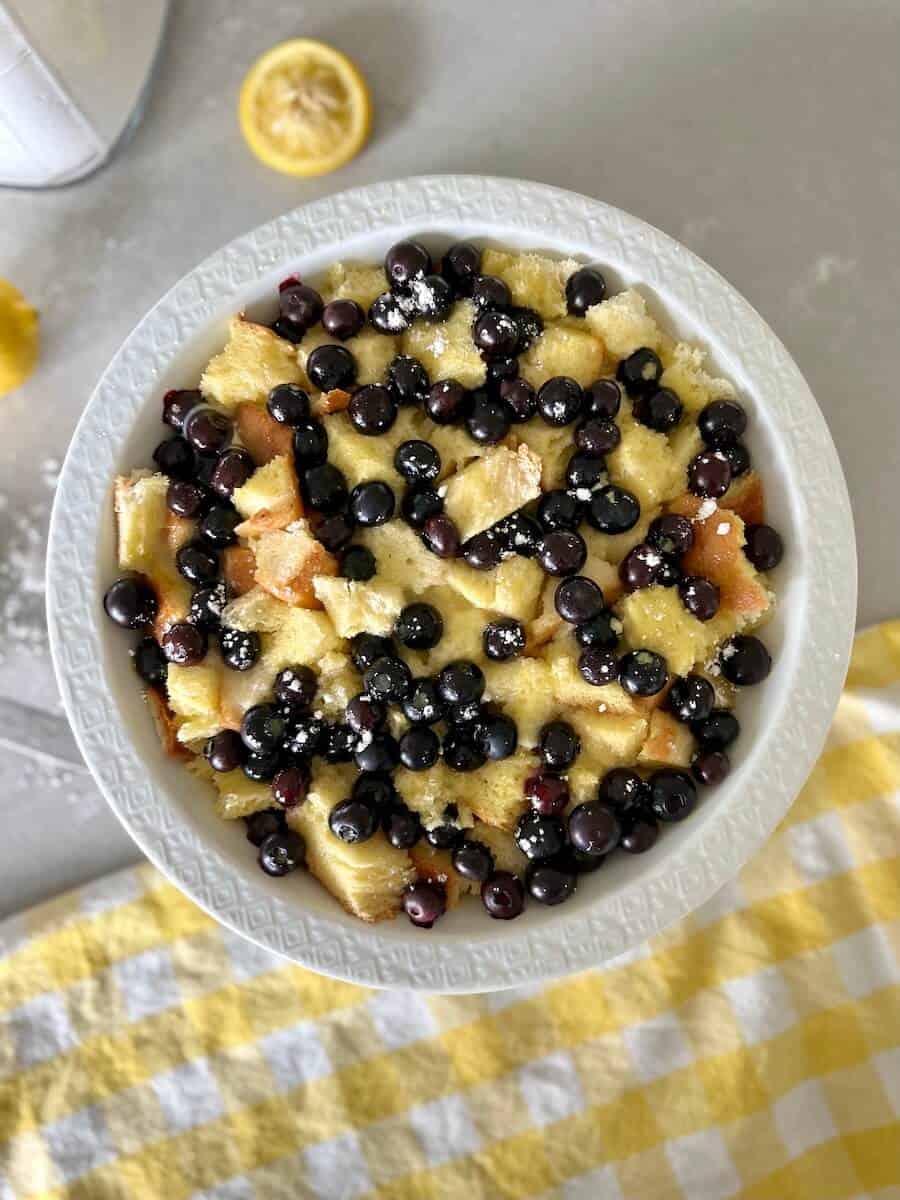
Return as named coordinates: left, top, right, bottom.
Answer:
left=1, top=0, right=897, bottom=918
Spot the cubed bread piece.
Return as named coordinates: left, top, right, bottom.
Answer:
left=208, top=768, right=274, bottom=819
left=401, top=587, right=489, bottom=673
left=319, top=261, right=389, bottom=310
left=315, top=652, right=361, bottom=718
left=422, top=419, right=496, bottom=479
left=466, top=751, right=533, bottom=831
left=165, top=513, right=196, bottom=555
left=357, top=520, right=445, bottom=592
left=618, top=585, right=717, bottom=676
left=235, top=402, right=294, bottom=465
left=311, top=388, right=352, bottom=417
left=468, top=821, right=529, bottom=876
left=166, top=659, right=222, bottom=744
left=146, top=688, right=192, bottom=760
left=252, top=524, right=338, bottom=607
left=446, top=555, right=544, bottom=623
left=313, top=576, right=404, bottom=638
left=584, top=289, right=666, bottom=359
left=442, top=444, right=542, bottom=541
left=567, top=766, right=602, bottom=809
left=581, top=508, right=657, bottom=568
left=402, top=299, right=486, bottom=389
left=720, top=471, right=765, bottom=527
left=568, top=710, right=649, bottom=775
left=659, top=341, right=735, bottom=416
left=482, top=658, right=559, bottom=749
left=637, top=710, right=695, bottom=769
left=233, top=455, right=303, bottom=535
left=223, top=588, right=340, bottom=669
left=666, top=423, right=704, bottom=501
left=218, top=659, right=279, bottom=729
left=393, top=763, right=475, bottom=831
left=480, top=249, right=582, bottom=320
left=297, top=325, right=398, bottom=388
left=223, top=546, right=257, bottom=597
left=518, top=320, right=605, bottom=390
left=543, top=634, right=640, bottom=715
left=607, top=409, right=677, bottom=511
left=289, top=764, right=415, bottom=922
left=666, top=495, right=772, bottom=627
left=201, top=317, right=303, bottom=410
left=508, top=422, right=572, bottom=490
left=408, top=843, right=472, bottom=908
left=221, top=585, right=288, bottom=633
left=323, top=408, right=423, bottom=489
left=114, top=471, right=192, bottom=636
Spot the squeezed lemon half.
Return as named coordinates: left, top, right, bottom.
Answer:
left=239, top=39, right=371, bottom=178
left=0, top=279, right=38, bottom=397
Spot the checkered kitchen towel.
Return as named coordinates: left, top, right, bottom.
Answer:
left=1, top=625, right=899, bottom=1200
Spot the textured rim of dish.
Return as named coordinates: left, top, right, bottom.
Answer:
left=47, top=176, right=857, bottom=992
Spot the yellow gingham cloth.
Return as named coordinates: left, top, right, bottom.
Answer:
left=2, top=626, right=899, bottom=1200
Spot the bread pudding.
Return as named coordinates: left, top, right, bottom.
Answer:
left=103, top=240, right=783, bottom=928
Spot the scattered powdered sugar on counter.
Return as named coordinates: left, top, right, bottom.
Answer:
left=0, top=457, right=61, bottom=666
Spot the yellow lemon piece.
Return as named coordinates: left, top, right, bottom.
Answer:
left=239, top=39, right=371, bottom=178
left=0, top=280, right=38, bottom=397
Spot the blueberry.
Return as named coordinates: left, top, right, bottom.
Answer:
left=422, top=513, right=461, bottom=559
left=395, top=602, right=444, bottom=650
left=210, top=448, right=254, bottom=498
left=279, top=281, right=323, bottom=329
left=483, top=618, right=526, bottom=661
left=692, top=749, right=731, bottom=786
left=452, top=839, right=494, bottom=882
left=322, top=723, right=359, bottom=764
left=160, top=622, right=207, bottom=666
left=219, top=626, right=261, bottom=671
left=271, top=318, right=305, bottom=344
left=274, top=665, right=317, bottom=707
left=720, top=635, right=771, bottom=685
left=511, top=305, right=544, bottom=352
left=176, top=541, right=219, bottom=585
left=383, top=806, right=423, bottom=850
left=162, top=388, right=202, bottom=431
left=537, top=490, right=583, bottom=532
left=527, top=862, right=577, bottom=905
left=568, top=801, right=620, bottom=856
left=499, top=377, right=537, bottom=422
left=473, top=310, right=520, bottom=358
left=471, top=274, right=511, bottom=311
left=620, top=815, right=659, bottom=854
left=183, top=407, right=233, bottom=455
left=744, top=524, right=784, bottom=571
left=315, top=512, right=356, bottom=553
left=104, top=576, right=157, bottom=629
left=697, top=399, right=747, bottom=446
left=363, top=655, right=412, bottom=702
left=204, top=729, right=245, bottom=772
left=292, top=420, right=328, bottom=466
left=656, top=556, right=683, bottom=588
left=340, top=545, right=376, bottom=581
left=402, top=484, right=443, bottom=529
left=537, top=530, right=587, bottom=576
left=306, top=344, right=356, bottom=392
left=272, top=766, right=308, bottom=809
left=575, top=418, right=620, bottom=456
left=566, top=266, right=607, bottom=316
left=619, top=649, right=668, bottom=696
left=243, top=751, right=280, bottom=782
left=691, top=709, right=740, bottom=749
left=466, top=393, right=511, bottom=444
left=244, top=808, right=285, bottom=845
left=584, top=378, right=623, bottom=419
left=198, top=504, right=240, bottom=548
left=678, top=576, right=720, bottom=621
left=723, top=441, right=751, bottom=477
left=399, top=726, right=440, bottom=771
left=462, top=530, right=504, bottom=570
left=617, top=347, right=662, bottom=395
left=348, top=384, right=397, bottom=436
left=578, top=647, right=618, bottom=686
left=321, top=299, right=364, bottom=341
left=667, top=674, right=715, bottom=724
left=354, top=733, right=400, bottom=773
left=412, top=274, right=453, bottom=321
left=353, top=773, right=395, bottom=807
left=258, top=830, right=306, bottom=876
left=648, top=513, right=694, bottom=556
left=688, top=450, right=732, bottom=498
left=442, top=729, right=487, bottom=772
left=425, top=378, right=468, bottom=424
left=394, top=439, right=440, bottom=484
left=132, top=637, right=168, bottom=686
left=349, top=481, right=395, bottom=527
left=267, top=384, right=311, bottom=426
left=478, top=713, right=517, bottom=760
left=153, top=435, right=196, bottom=480
left=166, top=479, right=210, bottom=519
left=303, top=463, right=348, bottom=513
left=566, top=453, right=607, bottom=492
left=403, top=881, right=446, bottom=928
left=438, top=660, right=485, bottom=705
left=575, top=610, right=621, bottom=650
left=481, top=872, right=525, bottom=919
left=240, top=703, right=286, bottom=754
left=649, top=769, right=697, bottom=821
left=493, top=510, right=542, bottom=557
left=369, top=291, right=411, bottom=335
left=555, top=576, right=604, bottom=623
left=350, top=632, right=394, bottom=672
left=442, top=242, right=481, bottom=295
left=598, top=768, right=649, bottom=812
left=385, top=240, right=432, bottom=289
left=524, top=772, right=570, bottom=816
left=388, top=355, right=430, bottom=406
left=634, top=387, right=683, bottom=432
left=587, top=485, right=640, bottom=534
left=539, top=720, right=580, bottom=770
left=329, top=798, right=378, bottom=844
left=282, top=714, right=326, bottom=759
left=346, top=693, right=387, bottom=734
left=537, top=376, right=584, bottom=426
left=515, top=810, right=566, bottom=861
left=402, top=678, right=446, bottom=726
left=619, top=543, right=663, bottom=592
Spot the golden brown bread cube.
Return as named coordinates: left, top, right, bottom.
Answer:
left=208, top=768, right=275, bottom=819
left=323, top=408, right=423, bottom=489
left=319, top=261, right=389, bottom=310
left=409, top=843, right=472, bottom=908
left=468, top=820, right=529, bottom=876
left=542, top=634, right=641, bottom=716
left=568, top=710, right=649, bottom=775
left=659, top=341, right=736, bottom=416
left=223, top=546, right=257, bottom=597
left=297, top=325, right=398, bottom=389
left=222, top=588, right=341, bottom=671
left=442, top=444, right=542, bottom=542
left=719, top=471, right=765, bottom=527
left=637, top=710, right=695, bottom=769
left=584, top=288, right=667, bottom=359
left=580, top=507, right=656, bottom=569
left=480, top=249, right=582, bottom=320
left=315, top=652, right=361, bottom=719
left=482, top=657, right=559, bottom=749
left=201, top=317, right=303, bottom=410
left=518, top=320, right=604, bottom=390
left=618, top=585, right=718, bottom=677
left=399, top=586, right=488, bottom=674
left=402, top=299, right=486, bottom=389
left=421, top=419, right=497, bottom=480
left=235, top=402, right=294, bottom=465
left=393, top=763, right=476, bottom=831
left=607, top=409, right=678, bottom=511
left=146, top=688, right=192, bottom=760
left=114, top=471, right=192, bottom=637
left=446, top=555, right=544, bottom=623
left=313, top=576, right=405, bottom=638
left=233, top=455, right=303, bottom=535
left=251, top=524, right=338, bottom=608
left=166, top=658, right=223, bottom=745
left=509, top=422, right=572, bottom=490
left=357, top=520, right=445, bottom=593
left=465, top=751, right=533, bottom=831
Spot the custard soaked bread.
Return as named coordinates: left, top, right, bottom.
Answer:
left=103, top=239, right=783, bottom=928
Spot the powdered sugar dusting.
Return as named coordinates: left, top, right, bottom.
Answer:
left=696, top=498, right=717, bottom=520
